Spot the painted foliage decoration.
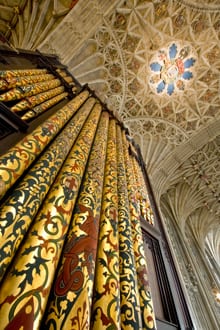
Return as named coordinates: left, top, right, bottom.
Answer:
left=0, top=68, right=77, bottom=122
left=0, top=85, right=156, bottom=329
left=149, top=43, right=196, bottom=96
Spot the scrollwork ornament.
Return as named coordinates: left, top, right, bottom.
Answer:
left=0, top=90, right=89, bottom=201
left=0, top=101, right=102, bottom=329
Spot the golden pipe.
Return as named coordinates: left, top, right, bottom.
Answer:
left=123, top=134, right=156, bottom=329
left=0, top=69, right=48, bottom=79
left=11, top=86, right=65, bottom=113
left=56, top=69, right=74, bottom=84
left=0, top=97, right=96, bottom=282
left=132, top=157, right=154, bottom=226
left=0, top=79, right=61, bottom=103
left=21, top=92, right=68, bottom=121
left=0, top=79, right=8, bottom=90
left=0, top=73, right=55, bottom=91
left=91, top=119, right=120, bottom=330
left=0, top=102, right=102, bottom=329
left=0, top=90, right=89, bottom=201
left=116, top=126, right=143, bottom=329
left=43, top=111, right=109, bottom=329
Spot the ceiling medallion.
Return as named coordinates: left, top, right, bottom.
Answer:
left=149, top=43, right=196, bottom=96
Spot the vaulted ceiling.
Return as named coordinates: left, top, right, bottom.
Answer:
left=0, top=0, right=219, bottom=266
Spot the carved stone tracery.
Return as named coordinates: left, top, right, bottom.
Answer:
left=0, top=0, right=219, bottom=327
